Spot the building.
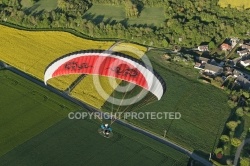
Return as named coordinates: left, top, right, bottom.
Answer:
left=233, top=69, right=242, bottom=77
left=235, top=75, right=250, bottom=90
left=240, top=60, right=250, bottom=67
left=224, top=67, right=233, bottom=76
left=241, top=44, right=250, bottom=50
left=198, top=45, right=209, bottom=52
left=202, top=63, right=223, bottom=76
left=194, top=56, right=210, bottom=69
left=194, top=62, right=202, bottom=69
left=220, top=43, right=231, bottom=51
left=237, top=49, right=249, bottom=57
left=197, top=56, right=210, bottom=64
left=230, top=38, right=239, bottom=48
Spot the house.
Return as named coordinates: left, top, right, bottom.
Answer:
left=240, top=60, right=250, bottom=67
left=235, top=75, right=250, bottom=90
left=198, top=45, right=209, bottom=52
left=210, top=59, right=219, bottom=66
left=226, top=59, right=236, bottom=67
left=218, top=61, right=225, bottom=67
left=209, top=59, right=225, bottom=67
left=230, top=38, right=239, bottom=48
left=220, top=43, right=231, bottom=51
left=240, top=55, right=250, bottom=67
left=194, top=62, right=202, bottom=69
left=237, top=49, right=249, bottom=57
left=241, top=44, right=250, bottom=50
left=233, top=69, right=242, bottom=77
left=197, top=57, right=210, bottom=64
left=194, top=56, right=210, bottom=69
left=202, top=63, right=223, bottom=76
left=224, top=67, right=233, bottom=76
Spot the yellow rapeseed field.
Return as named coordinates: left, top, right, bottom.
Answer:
left=0, top=24, right=114, bottom=107
left=218, top=0, right=250, bottom=9
left=112, top=42, right=147, bottom=58
left=0, top=25, right=147, bottom=109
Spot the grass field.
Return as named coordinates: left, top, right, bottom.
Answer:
left=84, top=4, right=165, bottom=27
left=218, top=0, right=250, bottom=9
left=126, top=49, right=232, bottom=153
left=128, top=7, right=165, bottom=27
left=0, top=69, right=81, bottom=156
left=111, top=42, right=147, bottom=58
left=0, top=69, right=189, bottom=165
left=84, top=4, right=125, bottom=23
left=21, top=0, right=58, bottom=12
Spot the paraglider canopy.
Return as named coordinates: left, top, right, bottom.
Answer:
left=44, top=50, right=166, bottom=100
left=44, top=50, right=166, bottom=128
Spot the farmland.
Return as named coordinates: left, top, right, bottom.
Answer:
left=21, top=0, right=58, bottom=12
left=83, top=4, right=165, bottom=27
left=128, top=7, right=165, bottom=27
left=0, top=24, right=148, bottom=108
left=218, top=0, right=250, bottom=9
left=0, top=69, right=81, bottom=156
left=0, top=24, right=232, bottom=153
left=0, top=24, right=114, bottom=81
left=0, top=24, right=115, bottom=108
left=126, top=49, right=232, bottom=152
left=0, top=69, right=188, bottom=165
left=84, top=4, right=125, bottom=23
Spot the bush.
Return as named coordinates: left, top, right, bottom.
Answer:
left=226, top=121, right=238, bottom=132
left=236, top=107, right=244, bottom=117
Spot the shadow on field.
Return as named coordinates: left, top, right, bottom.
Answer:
left=23, top=4, right=40, bottom=15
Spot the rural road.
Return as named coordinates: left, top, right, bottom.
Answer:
left=5, top=65, right=212, bottom=166
left=233, top=138, right=250, bottom=166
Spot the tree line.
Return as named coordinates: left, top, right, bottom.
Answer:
left=1, top=0, right=250, bottom=48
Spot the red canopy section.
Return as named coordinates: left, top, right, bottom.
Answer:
left=44, top=51, right=165, bottom=100
left=51, top=55, right=148, bottom=89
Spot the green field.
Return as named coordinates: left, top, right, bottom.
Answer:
left=125, top=50, right=231, bottom=153
left=84, top=4, right=165, bottom=26
left=218, top=0, right=250, bottom=9
left=21, top=0, right=57, bottom=12
left=0, top=69, right=81, bottom=156
left=0, top=69, right=188, bottom=165
left=128, top=7, right=165, bottom=27
left=84, top=4, right=125, bottom=23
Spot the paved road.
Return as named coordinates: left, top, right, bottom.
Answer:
left=233, top=138, right=250, bottom=166
left=6, top=65, right=212, bottom=166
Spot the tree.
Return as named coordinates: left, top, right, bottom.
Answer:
left=226, top=121, right=238, bottom=132
left=231, top=138, right=242, bottom=147
left=240, top=158, right=250, bottom=166
left=214, top=148, right=223, bottom=159
left=220, top=135, right=230, bottom=143
left=244, top=107, right=250, bottom=112
left=243, top=91, right=250, bottom=99
left=124, top=0, right=139, bottom=18
left=162, top=39, right=169, bottom=47
left=236, top=107, right=244, bottom=117
left=57, top=0, right=67, bottom=11
left=215, top=76, right=223, bottom=84
left=208, top=40, right=215, bottom=49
